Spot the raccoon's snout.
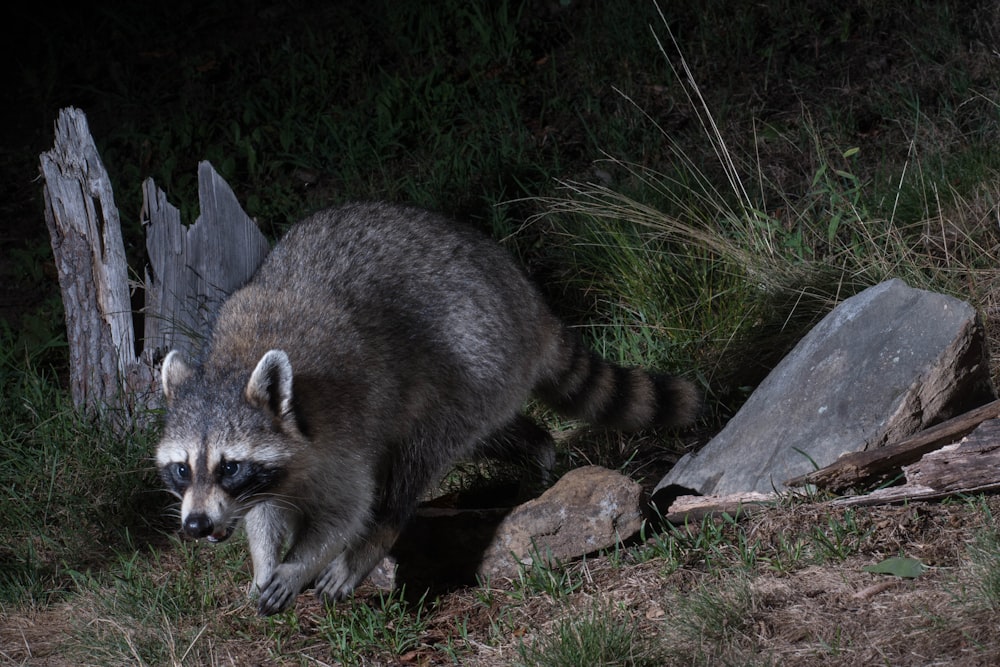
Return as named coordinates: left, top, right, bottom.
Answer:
left=183, top=513, right=214, bottom=538
left=183, top=513, right=234, bottom=542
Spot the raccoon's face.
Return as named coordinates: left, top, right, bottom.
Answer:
left=157, top=441, right=288, bottom=542
left=157, top=349, right=300, bottom=543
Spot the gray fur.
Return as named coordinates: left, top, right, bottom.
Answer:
left=156, top=202, right=699, bottom=615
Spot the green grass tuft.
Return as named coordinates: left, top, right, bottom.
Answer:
left=317, top=588, right=431, bottom=665
left=517, top=601, right=667, bottom=667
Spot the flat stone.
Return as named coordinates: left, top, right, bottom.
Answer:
left=654, top=278, right=994, bottom=500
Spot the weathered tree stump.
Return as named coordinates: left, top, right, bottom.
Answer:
left=40, top=107, right=270, bottom=428
left=40, top=107, right=142, bottom=423
left=142, top=162, right=270, bottom=362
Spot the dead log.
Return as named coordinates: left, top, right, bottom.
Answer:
left=833, top=419, right=1000, bottom=507
left=907, top=419, right=1000, bottom=489
left=786, top=399, right=1000, bottom=492
left=657, top=418, right=1000, bottom=520
left=660, top=491, right=777, bottom=524
left=663, top=419, right=1000, bottom=517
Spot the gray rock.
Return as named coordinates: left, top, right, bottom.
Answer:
left=477, top=465, right=644, bottom=580
left=655, top=278, right=994, bottom=499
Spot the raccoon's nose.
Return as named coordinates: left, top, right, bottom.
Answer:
left=183, top=513, right=214, bottom=539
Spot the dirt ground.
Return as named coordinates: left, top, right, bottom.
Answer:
left=3, top=494, right=999, bottom=665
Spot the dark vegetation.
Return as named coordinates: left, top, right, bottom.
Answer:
left=2, top=1, right=1000, bottom=664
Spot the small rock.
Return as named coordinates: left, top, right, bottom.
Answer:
left=477, top=465, right=643, bottom=580
left=370, top=466, right=644, bottom=594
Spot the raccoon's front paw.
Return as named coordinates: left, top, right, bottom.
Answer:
left=314, top=553, right=360, bottom=602
left=315, top=528, right=396, bottom=602
left=257, top=566, right=303, bottom=616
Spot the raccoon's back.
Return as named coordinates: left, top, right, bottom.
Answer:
left=199, top=202, right=697, bottom=442
left=205, top=202, right=560, bottom=416
left=257, top=203, right=529, bottom=303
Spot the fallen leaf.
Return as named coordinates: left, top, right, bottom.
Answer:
left=863, top=556, right=926, bottom=578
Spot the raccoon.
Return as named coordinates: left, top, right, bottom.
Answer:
left=156, top=201, right=699, bottom=616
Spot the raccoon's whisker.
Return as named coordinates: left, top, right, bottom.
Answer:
left=254, top=493, right=300, bottom=514
left=229, top=489, right=300, bottom=517
left=230, top=506, right=252, bottom=525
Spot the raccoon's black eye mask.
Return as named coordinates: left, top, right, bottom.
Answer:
left=217, top=459, right=286, bottom=498
left=161, top=462, right=191, bottom=496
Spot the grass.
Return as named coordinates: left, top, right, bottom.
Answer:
left=516, top=600, right=668, bottom=667
left=677, top=572, right=756, bottom=643
left=317, top=589, right=431, bottom=665
left=4, top=0, right=1000, bottom=664
left=510, top=547, right=585, bottom=601
left=0, top=337, right=167, bottom=608
left=966, top=500, right=1000, bottom=611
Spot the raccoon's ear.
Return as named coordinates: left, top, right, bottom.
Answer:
left=161, top=350, right=193, bottom=402
left=246, top=350, right=295, bottom=421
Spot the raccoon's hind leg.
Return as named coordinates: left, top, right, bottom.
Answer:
left=475, top=414, right=556, bottom=495
left=313, top=429, right=474, bottom=602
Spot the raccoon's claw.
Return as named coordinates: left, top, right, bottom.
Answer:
left=316, top=527, right=397, bottom=602
left=314, top=555, right=356, bottom=601
left=257, top=572, right=298, bottom=616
